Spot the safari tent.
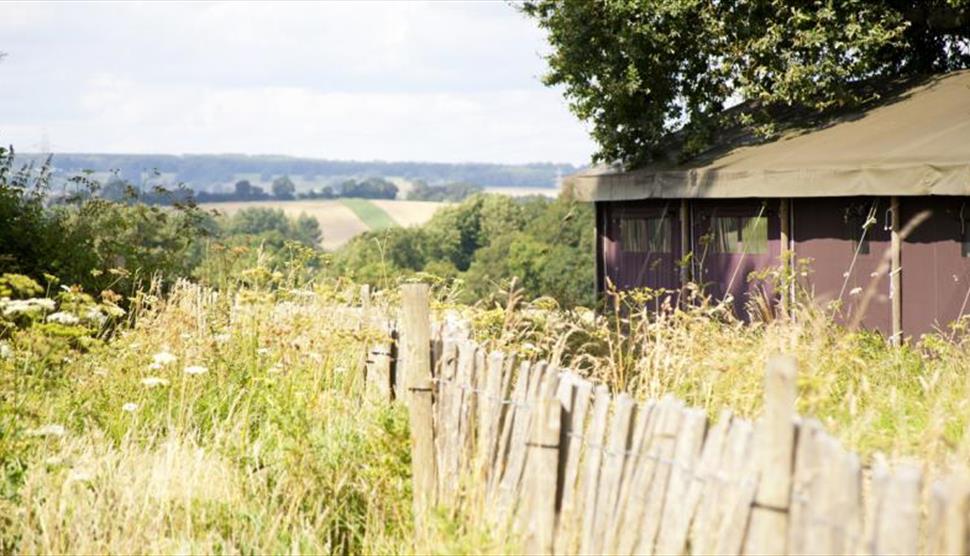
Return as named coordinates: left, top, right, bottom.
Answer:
left=566, top=70, right=970, bottom=341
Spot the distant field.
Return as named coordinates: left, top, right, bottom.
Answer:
left=200, top=199, right=445, bottom=250
left=340, top=198, right=396, bottom=231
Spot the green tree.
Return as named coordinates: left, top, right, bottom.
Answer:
left=523, top=0, right=970, bottom=166
left=272, top=175, right=296, bottom=200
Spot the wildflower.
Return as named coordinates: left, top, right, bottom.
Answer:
left=184, top=365, right=208, bottom=375
left=849, top=287, right=863, bottom=296
left=28, top=424, right=66, bottom=437
left=148, top=362, right=163, bottom=371
left=0, top=342, right=12, bottom=360
left=141, top=376, right=170, bottom=387
left=122, top=402, right=138, bottom=413
left=152, top=351, right=177, bottom=366
left=213, top=333, right=231, bottom=344
left=68, top=469, right=93, bottom=483
left=256, top=348, right=270, bottom=356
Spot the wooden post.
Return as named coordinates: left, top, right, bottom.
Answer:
left=525, top=372, right=562, bottom=555
left=743, top=355, right=797, bottom=555
left=401, top=283, right=436, bottom=523
left=779, top=199, right=790, bottom=313
left=680, top=199, right=690, bottom=285
left=890, top=196, right=902, bottom=346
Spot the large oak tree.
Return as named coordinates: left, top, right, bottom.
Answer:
left=523, top=1, right=970, bottom=166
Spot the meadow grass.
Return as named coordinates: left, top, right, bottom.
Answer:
left=340, top=198, right=397, bottom=231
left=0, top=282, right=421, bottom=554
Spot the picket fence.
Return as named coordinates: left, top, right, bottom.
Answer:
left=362, top=284, right=970, bottom=555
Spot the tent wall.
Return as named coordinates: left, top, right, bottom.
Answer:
left=595, top=196, right=970, bottom=338
left=900, top=197, right=970, bottom=336
left=691, top=199, right=783, bottom=318
left=791, top=197, right=892, bottom=334
left=600, top=200, right=683, bottom=294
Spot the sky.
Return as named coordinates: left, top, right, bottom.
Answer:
left=0, top=1, right=595, bottom=165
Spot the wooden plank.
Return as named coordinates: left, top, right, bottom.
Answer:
left=686, top=409, right=733, bottom=554
left=743, top=355, right=797, bottom=555
left=476, top=350, right=506, bottom=481
left=488, top=358, right=527, bottom=509
left=654, top=406, right=708, bottom=555
left=455, top=340, right=478, bottom=478
left=927, top=472, right=970, bottom=555
left=606, top=399, right=657, bottom=555
left=698, top=418, right=754, bottom=556
left=524, top=371, right=562, bottom=555
left=819, top=435, right=862, bottom=555
left=400, top=283, right=436, bottom=524
left=496, top=361, right=536, bottom=518
left=578, top=385, right=612, bottom=555
left=870, top=462, right=922, bottom=555
left=435, top=339, right=460, bottom=506
left=788, top=420, right=822, bottom=556
left=591, top=393, right=637, bottom=554
left=610, top=398, right=666, bottom=555
left=553, top=377, right=594, bottom=556
left=633, top=398, right=687, bottom=555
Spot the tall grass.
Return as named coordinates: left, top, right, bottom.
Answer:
left=463, top=278, right=970, bottom=468
left=1, top=281, right=416, bottom=553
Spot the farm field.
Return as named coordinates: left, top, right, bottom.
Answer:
left=200, top=199, right=445, bottom=250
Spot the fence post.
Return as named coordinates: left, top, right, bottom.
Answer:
left=401, top=283, right=436, bottom=526
left=525, top=372, right=562, bottom=555
left=743, top=355, right=797, bottom=555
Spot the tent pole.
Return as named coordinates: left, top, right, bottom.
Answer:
left=680, top=199, right=690, bottom=285
left=891, top=196, right=902, bottom=346
left=779, top=198, right=790, bottom=314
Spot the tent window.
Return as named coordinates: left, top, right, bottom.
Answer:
left=619, top=217, right=670, bottom=253
left=710, top=216, right=767, bottom=254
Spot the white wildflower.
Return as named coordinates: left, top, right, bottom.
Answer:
left=2, top=298, right=55, bottom=317
left=28, top=424, right=66, bottom=437
left=122, top=402, right=138, bottom=413
left=849, top=287, right=863, bottom=296
left=68, top=469, right=93, bottom=483
left=141, top=376, right=170, bottom=387
left=152, top=351, right=177, bottom=366
left=148, top=362, right=163, bottom=371
left=0, top=342, right=12, bottom=360
left=83, top=307, right=107, bottom=326
left=256, top=348, right=270, bottom=356
left=184, top=365, right=208, bottom=375
left=213, top=333, right=231, bottom=344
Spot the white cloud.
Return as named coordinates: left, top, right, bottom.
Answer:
left=0, top=1, right=594, bottom=163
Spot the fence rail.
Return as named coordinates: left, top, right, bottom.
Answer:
left=363, top=284, right=970, bottom=555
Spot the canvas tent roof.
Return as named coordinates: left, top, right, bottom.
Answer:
left=567, top=70, right=970, bottom=201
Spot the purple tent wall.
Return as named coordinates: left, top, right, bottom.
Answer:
left=900, top=197, right=970, bottom=337
left=600, top=200, right=682, bottom=293
left=691, top=199, right=783, bottom=318
left=792, top=197, right=892, bottom=334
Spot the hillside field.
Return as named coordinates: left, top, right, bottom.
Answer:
left=200, top=199, right=444, bottom=250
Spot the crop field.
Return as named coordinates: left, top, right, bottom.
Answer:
left=200, top=199, right=445, bottom=250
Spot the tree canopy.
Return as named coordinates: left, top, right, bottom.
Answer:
left=523, top=0, right=970, bottom=167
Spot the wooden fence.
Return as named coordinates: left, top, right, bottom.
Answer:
left=364, top=283, right=970, bottom=555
